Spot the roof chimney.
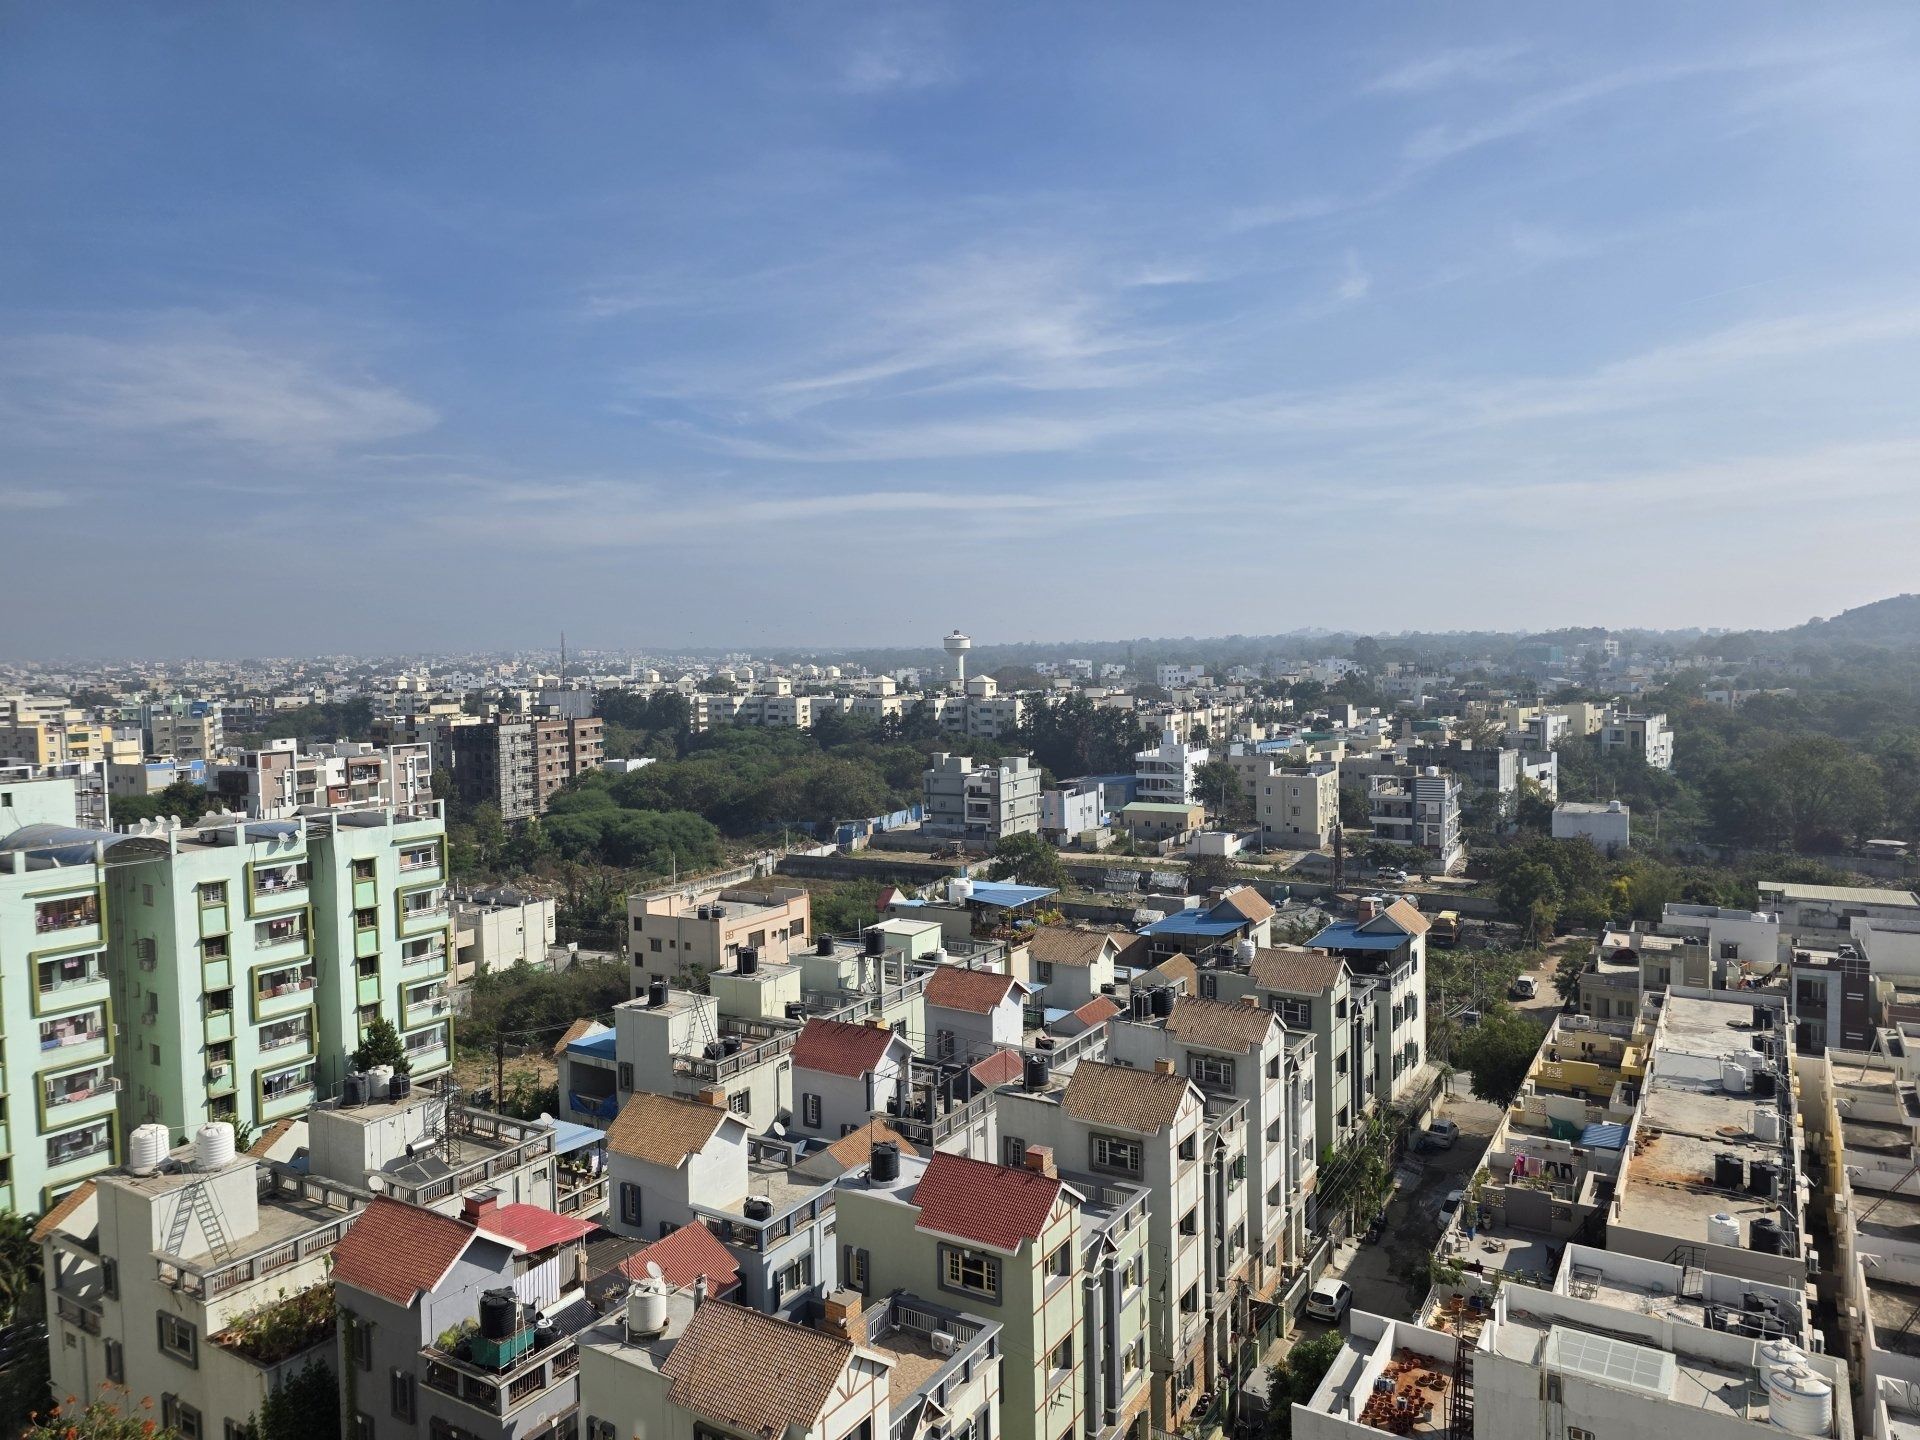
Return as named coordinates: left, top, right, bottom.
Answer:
left=696, top=1086, right=728, bottom=1109
left=461, top=1189, right=500, bottom=1223
left=1356, top=897, right=1380, bottom=922
left=1023, top=1144, right=1056, bottom=1179
left=822, top=1289, right=863, bottom=1339
left=1241, top=993, right=1263, bottom=1008
left=1153, top=1058, right=1176, bottom=1076
left=693, top=1274, right=709, bottom=1308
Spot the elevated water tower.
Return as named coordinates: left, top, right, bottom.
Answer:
left=943, top=630, right=971, bottom=689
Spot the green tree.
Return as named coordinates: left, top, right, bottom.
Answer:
left=24, top=1389, right=179, bottom=1440
left=1267, top=1332, right=1343, bottom=1440
left=255, top=1358, right=340, bottom=1440
left=0, top=1211, right=44, bottom=1324
left=1193, top=758, right=1251, bottom=825
left=1188, top=852, right=1238, bottom=893
left=1453, top=1006, right=1547, bottom=1105
left=351, top=1018, right=411, bottom=1076
left=470, top=803, right=508, bottom=870
left=988, top=833, right=1069, bottom=890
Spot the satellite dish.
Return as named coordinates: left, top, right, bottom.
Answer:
left=366, top=1173, right=386, bottom=1194
left=771, top=1121, right=787, bottom=1137
left=645, top=1261, right=665, bottom=1283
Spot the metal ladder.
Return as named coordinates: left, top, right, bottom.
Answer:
left=1448, top=1328, right=1474, bottom=1440
left=165, top=1179, right=231, bottom=1262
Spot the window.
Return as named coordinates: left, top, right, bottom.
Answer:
left=777, top=1255, right=813, bottom=1295
left=349, top=1313, right=373, bottom=1369
left=844, top=1245, right=870, bottom=1293
left=105, top=1340, right=124, bottom=1383
left=620, top=1183, right=643, bottom=1227
left=1092, top=1134, right=1142, bottom=1174
left=942, top=1247, right=1000, bottom=1299
left=728, top=1091, right=750, bottom=1115
left=1568, top=1430, right=1595, bottom=1440
left=587, top=1421, right=616, bottom=1440
left=226, top=1422, right=256, bottom=1440
left=1049, top=1337, right=1074, bottom=1373
left=355, top=908, right=378, bottom=932
left=392, top=1369, right=415, bottom=1422
left=350, top=1416, right=374, bottom=1440
left=1001, top=1135, right=1027, bottom=1168
left=354, top=859, right=376, bottom=880
left=1180, top=1283, right=1200, bottom=1313
left=1046, top=1242, right=1070, bottom=1278
left=103, top=1258, right=118, bottom=1299
left=1034, top=961, right=1054, bottom=983
left=1275, top=999, right=1311, bottom=1028
left=158, top=1312, right=198, bottom=1366
left=803, top=1093, right=822, bottom=1129
left=617, top=1062, right=634, bottom=1091
left=143, top=884, right=154, bottom=907
left=1190, top=1055, right=1235, bottom=1090
left=1179, top=1207, right=1198, bottom=1236
left=649, top=938, right=663, bottom=953
left=1199, top=972, right=1218, bottom=1000
left=163, top=1398, right=202, bottom=1440
left=199, top=882, right=226, bottom=905
left=1177, top=1134, right=1197, bottom=1161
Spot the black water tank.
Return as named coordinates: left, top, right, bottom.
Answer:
left=342, top=1073, right=368, bottom=1108
left=1752, top=1034, right=1770, bottom=1053
left=1749, top=1217, right=1787, bottom=1254
left=786, top=1001, right=806, bottom=1020
left=1101, top=983, right=1117, bottom=996
left=817, top=936, right=836, bottom=957
left=865, top=929, right=886, bottom=956
left=704, top=1041, right=726, bottom=1060
left=1151, top=987, right=1176, bottom=1019
left=1714, top=1152, right=1745, bottom=1191
left=1750, top=1160, right=1781, bottom=1196
left=870, top=1141, right=900, bottom=1183
left=743, top=1196, right=774, bottom=1220
left=1024, top=1053, right=1050, bottom=1091
left=722, top=1037, right=742, bottom=1056
left=737, top=946, right=759, bottom=975
left=648, top=978, right=670, bottom=1008
left=1753, top=1005, right=1773, bottom=1030
left=479, top=1288, right=518, bottom=1340
left=1752, top=1067, right=1776, bottom=1098
left=390, top=1071, right=412, bottom=1102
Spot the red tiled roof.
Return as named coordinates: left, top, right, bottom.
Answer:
left=620, top=1224, right=742, bottom=1295
left=1070, top=995, right=1122, bottom=1026
left=912, top=1151, right=1061, bottom=1253
left=331, top=1196, right=482, bottom=1306
left=969, top=1048, right=1025, bottom=1088
left=790, top=1018, right=901, bottom=1079
left=925, top=966, right=1022, bottom=1015
left=32, top=1181, right=95, bottom=1243
left=476, top=1204, right=597, bottom=1252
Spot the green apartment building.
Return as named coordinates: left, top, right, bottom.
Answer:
left=105, top=804, right=452, bottom=1140
left=0, top=771, right=159, bottom=1209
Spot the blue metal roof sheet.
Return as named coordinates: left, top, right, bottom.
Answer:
left=1140, top=909, right=1244, bottom=938
left=966, top=880, right=1058, bottom=908
left=567, top=1030, right=618, bottom=1060
left=1307, top=921, right=1407, bottom=952
left=1580, top=1122, right=1628, bottom=1150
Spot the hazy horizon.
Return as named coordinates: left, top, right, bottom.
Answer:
left=7, top=4, right=1920, bottom=654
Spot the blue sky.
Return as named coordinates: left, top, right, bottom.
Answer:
left=5, top=3, right=1920, bottom=656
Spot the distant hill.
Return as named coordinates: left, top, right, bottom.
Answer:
left=1778, top=594, right=1920, bottom=648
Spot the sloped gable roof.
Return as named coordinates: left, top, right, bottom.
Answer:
left=619, top=1224, right=742, bottom=1294
left=1028, top=925, right=1116, bottom=970
left=1249, top=946, right=1346, bottom=995
left=661, top=1300, right=856, bottom=1439
left=1166, top=994, right=1278, bottom=1053
left=791, top=1018, right=903, bottom=1079
left=606, top=1092, right=741, bottom=1168
left=331, top=1196, right=484, bottom=1306
left=912, top=1151, right=1063, bottom=1253
left=1061, top=1059, right=1195, bottom=1135
left=925, top=966, right=1024, bottom=1014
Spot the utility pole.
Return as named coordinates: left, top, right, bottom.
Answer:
left=495, top=1028, right=507, bottom=1111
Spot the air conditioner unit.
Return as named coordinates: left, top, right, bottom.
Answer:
left=930, top=1331, right=957, bottom=1357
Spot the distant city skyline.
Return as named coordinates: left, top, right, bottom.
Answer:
left=5, top=3, right=1920, bottom=653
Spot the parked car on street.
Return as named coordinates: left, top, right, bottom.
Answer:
left=1510, top=975, right=1538, bottom=1000
left=1376, top=867, right=1409, bottom=886
left=1423, top=1119, right=1460, bottom=1149
left=1305, top=1278, right=1352, bottom=1322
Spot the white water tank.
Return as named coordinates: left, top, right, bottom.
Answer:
left=627, top=1281, right=668, bottom=1338
left=195, top=1122, right=236, bottom=1172
left=1760, top=1340, right=1806, bottom=1373
left=128, top=1123, right=171, bottom=1176
left=1723, top=1058, right=1751, bottom=1094
left=1236, top=937, right=1258, bottom=964
left=367, top=1065, right=396, bottom=1100
left=928, top=948, right=947, bottom=967
left=948, top=877, right=974, bottom=904
left=1707, top=1212, right=1742, bottom=1247
left=1754, top=1106, right=1783, bottom=1143
left=1765, top=1362, right=1834, bottom=1436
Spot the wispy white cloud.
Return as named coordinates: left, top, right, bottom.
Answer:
left=1365, top=43, right=1529, bottom=96
left=1334, top=250, right=1371, bottom=303
left=0, top=327, right=435, bottom=458
left=0, top=485, right=73, bottom=511
left=838, top=13, right=955, bottom=95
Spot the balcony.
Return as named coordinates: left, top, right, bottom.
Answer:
left=250, top=864, right=310, bottom=913
left=255, top=965, right=318, bottom=1021
left=403, top=1024, right=450, bottom=1070
left=423, top=1332, right=580, bottom=1418
left=46, top=1122, right=114, bottom=1176
left=260, top=1066, right=317, bottom=1119
left=42, top=1068, right=120, bottom=1120
left=55, top=1288, right=103, bottom=1336
left=258, top=1018, right=313, bottom=1055
left=398, top=846, right=442, bottom=877
left=40, top=1009, right=110, bottom=1064
left=398, top=888, right=450, bottom=935
left=406, top=992, right=453, bottom=1027
left=38, top=954, right=110, bottom=1006
left=253, top=916, right=311, bottom=960
left=401, top=941, right=449, bottom=971
left=34, top=893, right=100, bottom=936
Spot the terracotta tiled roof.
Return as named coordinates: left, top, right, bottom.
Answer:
left=1249, top=946, right=1345, bottom=995
left=619, top=1224, right=742, bottom=1295
left=1062, top=1059, right=1195, bottom=1135
left=32, top=1181, right=95, bottom=1243
left=1112, top=934, right=1151, bottom=970
left=1214, top=887, right=1275, bottom=923
left=1377, top=898, right=1432, bottom=936
left=819, top=1118, right=919, bottom=1171
left=1142, top=955, right=1198, bottom=991
left=331, top=1196, right=481, bottom=1306
left=247, top=1117, right=297, bottom=1159
left=552, top=1018, right=601, bottom=1057
left=1070, top=995, right=1122, bottom=1026
left=968, top=1049, right=1026, bottom=1089
left=1165, top=994, right=1278, bottom=1053
left=912, top=1151, right=1062, bottom=1252
left=661, top=1300, right=854, bottom=1438
left=1028, top=926, right=1115, bottom=970
left=605, top=1092, right=739, bottom=1168
left=925, top=966, right=1022, bottom=1014
left=476, top=1204, right=597, bottom=1252
left=791, top=1018, right=901, bottom=1079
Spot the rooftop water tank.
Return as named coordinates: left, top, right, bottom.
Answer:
left=1723, top=1058, right=1751, bottom=1094
left=648, top=978, right=670, bottom=1008
left=128, top=1123, right=171, bottom=1177
left=1707, top=1212, right=1742, bottom=1247
left=1024, top=1053, right=1051, bottom=1091
left=865, top=929, right=887, bottom=956
left=736, top=946, right=759, bottom=976
left=1236, top=937, right=1258, bottom=964
left=1714, top=1153, right=1746, bottom=1191
left=816, top=936, right=835, bottom=957
left=1151, top=988, right=1176, bottom=1019
left=367, top=1065, right=395, bottom=1100
left=341, top=1072, right=369, bottom=1108
left=479, top=1288, right=518, bottom=1341
left=195, top=1122, right=236, bottom=1172
left=627, top=1279, right=668, bottom=1339
left=1754, top=1106, right=1783, bottom=1143
left=1750, top=1217, right=1788, bottom=1255
left=1765, top=1362, right=1834, bottom=1436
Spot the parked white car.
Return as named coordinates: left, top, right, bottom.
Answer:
left=1305, top=1278, right=1352, bottom=1322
